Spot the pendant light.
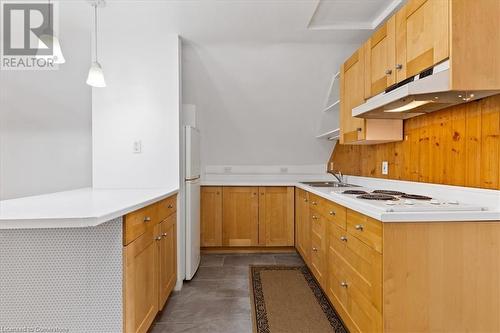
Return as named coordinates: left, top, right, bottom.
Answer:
left=37, top=0, right=65, bottom=64
left=87, top=1, right=106, bottom=88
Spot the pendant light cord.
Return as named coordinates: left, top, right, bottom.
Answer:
left=94, top=4, right=98, bottom=62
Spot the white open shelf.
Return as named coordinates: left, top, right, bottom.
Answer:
left=323, top=100, right=340, bottom=112
left=316, top=128, right=340, bottom=140
left=316, top=71, right=340, bottom=139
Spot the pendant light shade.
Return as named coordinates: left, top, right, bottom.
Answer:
left=87, top=1, right=106, bottom=88
left=38, top=34, right=66, bottom=64
left=86, top=61, right=106, bottom=87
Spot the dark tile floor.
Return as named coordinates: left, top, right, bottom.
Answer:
left=150, top=252, right=304, bottom=333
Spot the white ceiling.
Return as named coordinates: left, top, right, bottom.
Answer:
left=308, top=0, right=403, bottom=30
left=65, top=0, right=402, bottom=45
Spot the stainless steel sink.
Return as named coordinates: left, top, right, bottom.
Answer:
left=300, top=181, right=357, bottom=188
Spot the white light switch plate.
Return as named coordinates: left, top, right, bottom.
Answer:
left=133, top=141, right=142, bottom=154
left=382, top=161, right=389, bottom=175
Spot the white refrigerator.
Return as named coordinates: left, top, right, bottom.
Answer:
left=184, top=126, right=201, bottom=280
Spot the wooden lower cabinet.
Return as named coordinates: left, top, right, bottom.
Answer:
left=201, top=186, right=295, bottom=247
left=258, top=187, right=294, bottom=246
left=295, top=188, right=310, bottom=261
left=309, top=210, right=327, bottom=288
left=201, top=187, right=223, bottom=247
left=222, top=187, right=259, bottom=246
left=327, top=220, right=382, bottom=333
left=124, top=228, right=158, bottom=333
left=157, top=214, right=177, bottom=310
left=297, top=190, right=500, bottom=333
left=383, top=222, right=500, bottom=333
left=301, top=197, right=384, bottom=333
left=124, top=195, right=177, bottom=333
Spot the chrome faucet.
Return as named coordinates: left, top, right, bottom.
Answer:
left=329, top=170, right=344, bottom=184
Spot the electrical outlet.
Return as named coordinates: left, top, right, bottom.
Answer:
left=224, top=167, right=232, bottom=174
left=280, top=167, right=289, bottom=174
left=133, top=141, right=142, bottom=154
left=382, top=161, right=389, bottom=175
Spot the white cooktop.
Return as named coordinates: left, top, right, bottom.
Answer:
left=337, top=188, right=487, bottom=213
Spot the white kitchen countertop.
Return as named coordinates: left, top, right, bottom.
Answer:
left=202, top=175, right=500, bottom=222
left=0, top=187, right=178, bottom=229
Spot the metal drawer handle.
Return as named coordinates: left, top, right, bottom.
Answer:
left=385, top=69, right=393, bottom=75
left=312, top=201, right=317, bottom=206
left=312, top=215, right=319, bottom=220
left=162, top=233, right=167, bottom=238
left=329, top=211, right=336, bottom=216
left=143, top=216, right=151, bottom=223
left=312, top=247, right=318, bottom=252
left=167, top=204, right=174, bottom=209
left=304, top=198, right=308, bottom=203
left=340, top=236, right=348, bottom=242
left=155, top=236, right=162, bottom=241
left=396, top=64, right=403, bottom=70
left=355, top=224, right=364, bottom=231
left=340, top=281, right=349, bottom=288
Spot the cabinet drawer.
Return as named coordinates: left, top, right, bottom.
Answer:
left=309, top=194, right=347, bottom=229
left=310, top=211, right=324, bottom=236
left=157, top=195, right=177, bottom=221
left=322, top=200, right=347, bottom=230
left=346, top=210, right=382, bottom=253
left=309, top=193, right=322, bottom=210
left=124, top=204, right=157, bottom=246
left=329, top=223, right=382, bottom=312
left=328, top=248, right=382, bottom=333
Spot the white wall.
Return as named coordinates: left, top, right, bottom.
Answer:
left=182, top=42, right=356, bottom=174
left=0, top=2, right=92, bottom=200
left=92, top=3, right=180, bottom=190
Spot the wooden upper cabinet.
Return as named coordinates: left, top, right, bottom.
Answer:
left=200, top=187, right=223, bottom=247
left=222, top=187, right=259, bottom=246
left=340, top=48, right=366, bottom=144
left=258, top=187, right=295, bottom=247
left=340, top=47, right=403, bottom=145
left=364, top=16, right=396, bottom=99
left=395, top=0, right=449, bottom=81
left=449, top=0, right=500, bottom=91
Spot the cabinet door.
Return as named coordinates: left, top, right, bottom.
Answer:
left=258, top=187, right=295, bottom=246
left=340, top=48, right=366, bottom=144
left=395, top=0, right=449, bottom=81
left=295, top=188, right=310, bottom=262
left=158, top=215, right=177, bottom=310
left=222, top=187, right=259, bottom=246
left=310, top=211, right=327, bottom=288
left=200, top=187, right=223, bottom=247
left=364, top=16, right=396, bottom=98
left=124, top=228, right=158, bottom=333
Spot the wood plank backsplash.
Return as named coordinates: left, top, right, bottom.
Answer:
left=328, top=95, right=500, bottom=189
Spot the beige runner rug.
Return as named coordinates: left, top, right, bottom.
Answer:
left=250, top=266, right=347, bottom=333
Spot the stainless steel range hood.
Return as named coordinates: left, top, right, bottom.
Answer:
left=352, top=61, right=500, bottom=120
